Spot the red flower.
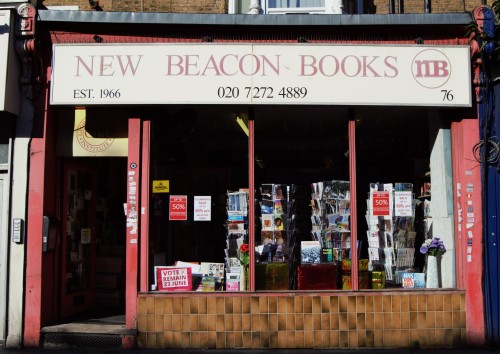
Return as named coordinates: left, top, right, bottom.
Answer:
left=240, top=243, right=249, bottom=253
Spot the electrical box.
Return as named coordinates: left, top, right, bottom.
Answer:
left=12, top=218, right=24, bottom=243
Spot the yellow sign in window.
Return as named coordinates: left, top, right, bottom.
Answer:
left=152, top=180, right=169, bottom=193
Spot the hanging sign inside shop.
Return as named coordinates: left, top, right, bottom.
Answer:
left=57, top=108, right=128, bottom=157
left=394, top=191, right=413, bottom=217
left=152, top=180, right=170, bottom=193
left=80, top=228, right=91, bottom=244
left=169, top=195, right=188, bottom=221
left=50, top=43, right=471, bottom=107
left=193, top=196, right=211, bottom=221
left=372, top=192, right=391, bottom=216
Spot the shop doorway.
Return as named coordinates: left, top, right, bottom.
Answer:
left=59, top=157, right=127, bottom=321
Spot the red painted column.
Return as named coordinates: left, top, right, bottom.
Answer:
left=451, top=119, right=485, bottom=346
left=348, top=115, right=358, bottom=290
left=23, top=71, right=50, bottom=347
left=248, top=110, right=255, bottom=291
left=125, top=118, right=141, bottom=329
left=140, top=120, right=150, bottom=293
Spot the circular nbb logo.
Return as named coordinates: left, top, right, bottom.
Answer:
left=76, top=118, right=115, bottom=153
left=411, top=49, right=452, bottom=89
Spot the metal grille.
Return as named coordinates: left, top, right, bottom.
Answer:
left=42, top=333, right=122, bottom=348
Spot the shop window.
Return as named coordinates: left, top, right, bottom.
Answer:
left=149, top=107, right=249, bottom=292
left=355, top=109, right=455, bottom=290
left=0, top=137, right=8, bottom=167
left=253, top=107, right=349, bottom=291
left=150, top=106, right=456, bottom=292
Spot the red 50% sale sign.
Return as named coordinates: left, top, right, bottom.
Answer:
left=169, top=195, right=188, bottom=220
left=372, top=192, right=391, bottom=216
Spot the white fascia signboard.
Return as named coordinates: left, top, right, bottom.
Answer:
left=0, top=10, right=20, bottom=115
left=50, top=43, right=472, bottom=107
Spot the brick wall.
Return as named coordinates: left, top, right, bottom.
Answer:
left=372, top=0, right=482, bottom=13
left=41, top=0, right=228, bottom=13
left=41, top=0, right=482, bottom=13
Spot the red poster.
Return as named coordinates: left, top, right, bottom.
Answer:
left=372, top=192, right=390, bottom=216
left=156, top=267, right=192, bottom=291
left=169, top=195, right=187, bottom=220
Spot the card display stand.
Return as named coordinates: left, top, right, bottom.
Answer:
left=255, top=184, right=291, bottom=290
left=366, top=182, right=417, bottom=288
left=224, top=189, right=249, bottom=291
left=310, top=180, right=351, bottom=263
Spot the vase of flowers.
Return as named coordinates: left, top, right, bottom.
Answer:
left=237, top=243, right=249, bottom=291
left=420, top=237, right=446, bottom=288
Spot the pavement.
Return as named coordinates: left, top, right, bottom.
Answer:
left=0, top=347, right=497, bottom=354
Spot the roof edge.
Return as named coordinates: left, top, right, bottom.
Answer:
left=37, top=10, right=473, bottom=26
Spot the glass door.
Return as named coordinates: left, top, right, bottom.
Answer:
left=60, top=162, right=97, bottom=318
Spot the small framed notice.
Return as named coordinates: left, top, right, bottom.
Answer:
left=156, top=267, right=192, bottom=291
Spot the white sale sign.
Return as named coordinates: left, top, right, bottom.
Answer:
left=194, top=196, right=211, bottom=221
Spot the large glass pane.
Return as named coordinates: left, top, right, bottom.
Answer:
left=355, top=108, right=455, bottom=290
left=254, top=106, right=349, bottom=291
left=149, top=107, right=248, bottom=292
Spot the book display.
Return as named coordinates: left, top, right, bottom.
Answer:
left=366, top=182, right=417, bottom=288
left=224, top=189, right=249, bottom=291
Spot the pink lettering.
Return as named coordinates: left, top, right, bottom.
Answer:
left=202, top=55, right=222, bottom=76
left=185, top=55, right=200, bottom=76
left=239, top=54, right=260, bottom=76
left=414, top=60, right=449, bottom=77
left=301, top=54, right=398, bottom=78
left=75, top=55, right=142, bottom=77
left=384, top=56, right=398, bottom=78
left=166, top=54, right=280, bottom=77
left=166, top=55, right=184, bottom=75
left=75, top=56, right=94, bottom=77
left=116, top=55, right=142, bottom=76
left=300, top=55, right=318, bottom=76
left=219, top=54, right=238, bottom=76
left=341, top=56, right=362, bottom=77
left=99, top=55, right=114, bottom=76
left=319, top=55, right=339, bottom=77
left=362, top=56, right=381, bottom=77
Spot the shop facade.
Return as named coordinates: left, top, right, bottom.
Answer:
left=23, top=8, right=486, bottom=349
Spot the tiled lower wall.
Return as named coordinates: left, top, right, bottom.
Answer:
left=137, top=291, right=466, bottom=349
